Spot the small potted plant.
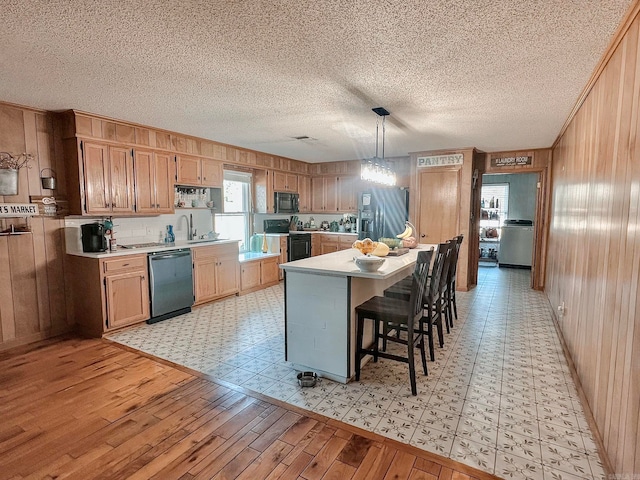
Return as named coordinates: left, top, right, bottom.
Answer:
left=0, top=152, right=33, bottom=195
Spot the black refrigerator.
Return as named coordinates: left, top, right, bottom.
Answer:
left=358, top=188, right=409, bottom=241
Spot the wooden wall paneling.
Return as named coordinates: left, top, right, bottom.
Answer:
left=0, top=104, right=27, bottom=205
left=8, top=235, right=39, bottom=337
left=90, top=117, right=102, bottom=138
left=604, top=25, right=637, bottom=468
left=547, top=9, right=640, bottom=475
left=30, top=218, right=52, bottom=333
left=118, top=122, right=137, bottom=142
left=156, top=132, right=170, bottom=150
left=621, top=22, right=640, bottom=473
left=135, top=127, right=150, bottom=146
left=593, top=49, right=621, bottom=436
left=23, top=111, right=43, bottom=196
left=0, top=237, right=16, bottom=342
left=102, top=121, right=117, bottom=141
left=172, top=135, right=186, bottom=153
left=44, top=113, right=68, bottom=198
left=201, top=141, right=214, bottom=158
left=74, top=115, right=93, bottom=137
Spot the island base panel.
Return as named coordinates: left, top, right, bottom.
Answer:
left=286, top=272, right=349, bottom=379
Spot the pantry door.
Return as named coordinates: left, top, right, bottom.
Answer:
left=418, top=169, right=460, bottom=244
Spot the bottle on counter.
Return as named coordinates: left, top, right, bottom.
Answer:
left=489, top=197, right=495, bottom=208
left=262, top=232, right=268, bottom=253
left=109, top=234, right=117, bottom=252
left=166, top=225, right=175, bottom=243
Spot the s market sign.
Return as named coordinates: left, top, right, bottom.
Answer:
left=0, top=203, right=39, bottom=217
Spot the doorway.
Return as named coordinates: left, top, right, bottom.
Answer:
left=479, top=172, right=539, bottom=277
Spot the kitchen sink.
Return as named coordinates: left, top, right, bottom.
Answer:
left=187, top=238, right=224, bottom=244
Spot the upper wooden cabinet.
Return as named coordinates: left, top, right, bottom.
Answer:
left=81, top=141, right=135, bottom=215
left=253, top=169, right=274, bottom=213
left=311, top=176, right=341, bottom=212
left=177, top=155, right=222, bottom=187
left=298, top=175, right=311, bottom=213
left=337, top=176, right=358, bottom=212
left=134, top=150, right=175, bottom=214
left=273, top=172, right=298, bottom=193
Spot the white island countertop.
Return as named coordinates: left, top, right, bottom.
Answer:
left=280, top=244, right=434, bottom=279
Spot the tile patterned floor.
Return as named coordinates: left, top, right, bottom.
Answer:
left=107, top=266, right=606, bottom=480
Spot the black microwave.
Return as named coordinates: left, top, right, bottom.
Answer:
left=274, top=192, right=299, bottom=213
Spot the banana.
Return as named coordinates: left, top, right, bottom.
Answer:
left=396, top=224, right=413, bottom=239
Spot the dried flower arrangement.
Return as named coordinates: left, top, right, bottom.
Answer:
left=0, top=152, right=34, bottom=170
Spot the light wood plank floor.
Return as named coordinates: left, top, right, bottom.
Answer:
left=0, top=336, right=500, bottom=480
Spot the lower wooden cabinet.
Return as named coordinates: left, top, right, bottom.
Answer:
left=316, top=233, right=357, bottom=255
left=193, top=243, right=240, bottom=305
left=65, top=253, right=150, bottom=336
left=240, top=256, right=280, bottom=294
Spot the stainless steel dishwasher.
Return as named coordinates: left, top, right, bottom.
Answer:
left=147, top=249, right=194, bottom=324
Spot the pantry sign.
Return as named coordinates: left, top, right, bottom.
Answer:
left=0, top=203, right=39, bottom=217
left=417, top=153, right=464, bottom=167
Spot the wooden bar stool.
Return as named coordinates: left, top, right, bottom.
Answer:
left=354, top=249, right=432, bottom=395
left=383, top=243, right=450, bottom=361
left=444, top=235, right=464, bottom=327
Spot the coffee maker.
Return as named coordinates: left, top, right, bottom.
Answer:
left=81, top=223, right=107, bottom=252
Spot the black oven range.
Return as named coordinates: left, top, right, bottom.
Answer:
left=263, top=219, right=311, bottom=262
left=287, top=233, right=311, bottom=261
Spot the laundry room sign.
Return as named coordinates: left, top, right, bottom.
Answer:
left=491, top=155, right=533, bottom=167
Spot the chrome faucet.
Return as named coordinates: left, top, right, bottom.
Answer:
left=178, top=214, right=196, bottom=240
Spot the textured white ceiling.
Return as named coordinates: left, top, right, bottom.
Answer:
left=0, top=1, right=632, bottom=162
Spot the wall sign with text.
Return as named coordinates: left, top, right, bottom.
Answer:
left=417, top=153, right=464, bottom=167
left=491, top=155, right=533, bottom=167
left=0, top=203, right=39, bottom=217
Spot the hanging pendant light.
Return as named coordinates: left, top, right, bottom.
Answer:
left=361, top=107, right=396, bottom=186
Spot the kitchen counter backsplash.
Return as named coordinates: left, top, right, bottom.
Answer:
left=65, top=211, right=214, bottom=254
left=253, top=213, right=354, bottom=233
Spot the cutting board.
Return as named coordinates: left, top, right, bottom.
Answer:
left=387, top=248, right=409, bottom=256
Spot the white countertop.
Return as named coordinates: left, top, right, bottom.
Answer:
left=67, top=239, right=240, bottom=259
left=280, top=244, right=435, bottom=279
left=239, top=251, right=280, bottom=262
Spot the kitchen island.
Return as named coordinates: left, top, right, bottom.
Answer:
left=280, top=244, right=434, bottom=383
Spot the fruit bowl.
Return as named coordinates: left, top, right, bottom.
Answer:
left=354, top=254, right=385, bottom=272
